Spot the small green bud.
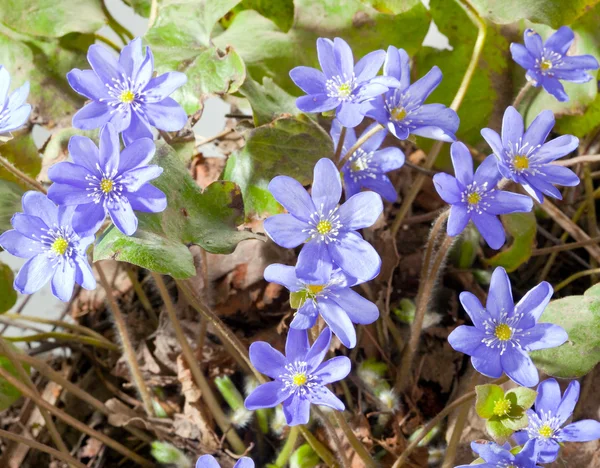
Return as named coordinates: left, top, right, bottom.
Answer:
left=151, top=441, right=191, bottom=468
left=290, top=443, right=320, bottom=468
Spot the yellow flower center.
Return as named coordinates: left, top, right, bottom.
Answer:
left=540, top=59, right=553, bottom=71
left=51, top=238, right=69, bottom=256
left=292, top=373, right=308, bottom=386
left=391, top=106, right=407, bottom=121
left=350, top=158, right=368, bottom=173
left=316, top=220, right=332, bottom=235
left=539, top=424, right=554, bottom=438
left=100, top=178, right=114, bottom=193
left=337, top=83, right=352, bottom=98
left=493, top=398, right=512, bottom=416
left=494, top=324, right=512, bottom=341
left=467, top=192, right=481, bottom=205
left=514, top=155, right=530, bottom=170
left=120, top=90, right=135, bottom=103
left=306, top=284, right=325, bottom=295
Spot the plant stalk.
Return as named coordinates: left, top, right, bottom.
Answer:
left=334, top=126, right=347, bottom=163
left=314, top=407, right=350, bottom=468
left=298, top=426, right=340, bottom=468
left=337, top=124, right=384, bottom=169
left=275, top=426, right=300, bottom=467
left=0, top=153, right=46, bottom=192
left=332, top=411, right=377, bottom=468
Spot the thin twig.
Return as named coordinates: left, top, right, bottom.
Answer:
left=331, top=411, right=377, bottom=468
left=512, top=81, right=533, bottom=109
left=334, top=127, right=347, bottom=163
left=4, top=331, right=119, bottom=351
left=555, top=154, right=600, bottom=167
left=554, top=268, right=600, bottom=293
left=314, top=407, right=350, bottom=468
left=0, top=154, right=46, bottom=192
left=337, top=125, right=384, bottom=169
left=298, top=426, right=340, bottom=468
left=531, top=236, right=600, bottom=256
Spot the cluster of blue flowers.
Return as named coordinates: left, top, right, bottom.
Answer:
left=0, top=38, right=186, bottom=301
left=0, top=23, right=599, bottom=467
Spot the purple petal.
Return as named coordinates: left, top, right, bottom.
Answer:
left=107, top=198, right=138, bottom=236
left=481, top=128, right=505, bottom=158
left=510, top=43, right=535, bottom=69
left=559, top=420, right=600, bottom=442
left=290, top=66, right=327, bottom=95
left=143, top=98, right=187, bottom=132
left=331, top=118, right=356, bottom=151
left=450, top=141, right=474, bottom=186
left=245, top=381, right=292, bottom=410
left=285, top=328, right=310, bottom=363
left=361, top=176, right=398, bottom=202
left=263, top=214, right=309, bottom=248
left=329, top=231, right=381, bottom=281
left=127, top=184, right=167, bottom=213
left=87, top=44, right=125, bottom=84
left=196, top=455, right=220, bottom=468
left=14, top=255, right=53, bottom=295
left=296, top=239, right=333, bottom=283
left=118, top=38, right=144, bottom=78
left=333, top=37, right=354, bottom=78
left=263, top=264, right=302, bottom=291
left=523, top=172, right=563, bottom=201
left=514, top=281, right=553, bottom=328
left=51, top=258, right=76, bottom=302
left=459, top=292, right=488, bottom=329
left=501, top=106, right=524, bottom=148
left=72, top=203, right=107, bottom=238
left=534, top=379, right=561, bottom=414
left=316, top=38, right=337, bottom=77
left=501, top=347, right=538, bottom=387
left=47, top=184, right=90, bottom=206
left=67, top=69, right=108, bottom=100
left=135, top=46, right=154, bottom=87
left=360, top=124, right=386, bottom=152
left=331, top=288, right=378, bottom=325
left=530, top=439, right=559, bottom=464
left=48, top=162, right=92, bottom=188
left=233, top=458, right=255, bottom=468
left=282, top=393, right=310, bottom=426
left=556, top=379, right=580, bottom=425
left=447, top=204, right=470, bottom=237
left=74, top=255, right=96, bottom=290
left=471, top=344, right=503, bottom=379
left=520, top=323, right=567, bottom=351
left=68, top=136, right=101, bottom=173
left=308, top=387, right=345, bottom=410
left=0, top=230, right=43, bottom=258
left=557, top=54, right=599, bottom=71
left=12, top=213, right=48, bottom=238
left=409, top=105, right=459, bottom=142
left=72, top=101, right=112, bottom=130
left=473, top=155, right=502, bottom=188
left=523, top=109, right=555, bottom=149
left=337, top=191, right=382, bottom=230
left=472, top=211, right=505, bottom=249
left=296, top=94, right=339, bottom=113
left=21, top=192, right=58, bottom=227
left=384, top=46, right=410, bottom=89
left=312, top=158, right=341, bottom=216
left=545, top=26, right=575, bottom=55
left=99, top=123, right=120, bottom=175
left=486, top=267, right=514, bottom=320
left=541, top=76, right=569, bottom=102
left=524, top=29, right=543, bottom=57
left=485, top=191, right=533, bottom=216
left=268, top=176, right=315, bottom=222
left=305, top=327, right=332, bottom=369
left=361, top=96, right=388, bottom=125
left=448, top=325, right=485, bottom=355
left=291, top=301, right=319, bottom=329
left=313, top=356, right=351, bottom=384
left=122, top=111, right=153, bottom=146
left=354, top=49, right=385, bottom=82
left=370, top=147, right=404, bottom=172
left=406, top=66, right=442, bottom=104
left=318, top=299, right=356, bottom=348
left=144, top=72, right=187, bottom=103
left=121, top=165, right=163, bottom=192
left=249, top=342, right=287, bottom=379
left=536, top=135, right=579, bottom=163
left=471, top=441, right=513, bottom=463
left=433, top=173, right=462, bottom=204
left=118, top=138, right=156, bottom=173
left=337, top=101, right=365, bottom=128
left=552, top=68, right=594, bottom=83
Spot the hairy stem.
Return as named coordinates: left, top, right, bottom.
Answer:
left=298, top=426, right=340, bottom=468
left=275, top=426, right=300, bottom=467
left=96, top=263, right=155, bottom=417
left=337, top=124, right=384, bottom=169
left=332, top=411, right=377, bottom=468
left=314, top=407, right=350, bottom=468
left=125, top=267, right=158, bottom=326
left=151, top=272, right=246, bottom=454
left=0, top=429, right=87, bottom=468
left=511, top=81, right=534, bottom=110
left=0, top=154, right=46, bottom=192
left=334, top=126, right=347, bottom=163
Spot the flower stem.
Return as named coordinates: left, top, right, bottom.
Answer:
left=337, top=124, right=384, bottom=169
left=554, top=267, right=600, bottom=293
left=275, top=426, right=300, bottom=467
left=0, top=429, right=87, bottom=468
left=0, top=153, right=46, bottom=192
left=96, top=263, right=155, bottom=417
left=3, top=331, right=119, bottom=351
left=512, top=81, right=534, bottom=109
left=314, top=407, right=350, bottom=468
left=331, top=411, right=377, bottom=468
left=151, top=272, right=247, bottom=454
left=101, top=0, right=134, bottom=42
left=94, top=34, right=122, bottom=53
left=298, top=425, right=340, bottom=468
left=334, top=126, right=347, bottom=162
left=125, top=266, right=158, bottom=327
left=396, top=213, right=453, bottom=392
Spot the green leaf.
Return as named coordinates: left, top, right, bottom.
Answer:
left=451, top=223, right=480, bottom=269
left=470, top=0, right=600, bottom=29
left=475, top=384, right=505, bottom=419
left=144, top=0, right=246, bottom=114
left=214, top=1, right=429, bottom=95
left=223, top=116, right=333, bottom=217
left=358, top=0, right=421, bottom=15
left=0, top=131, right=41, bottom=189
left=240, top=75, right=300, bottom=126
left=0, top=261, right=16, bottom=313
left=486, top=417, right=515, bottom=443
left=0, top=179, right=24, bottom=235
left=291, top=443, right=320, bottom=468
left=531, top=284, right=600, bottom=378
left=94, top=142, right=260, bottom=279
left=123, top=0, right=151, bottom=17
left=0, top=0, right=107, bottom=37
left=506, top=387, right=537, bottom=411
left=238, top=0, right=295, bottom=32
left=0, top=341, right=30, bottom=411
left=485, top=212, right=537, bottom=273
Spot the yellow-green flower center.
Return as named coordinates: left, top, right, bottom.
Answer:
left=100, top=178, right=114, bottom=193
left=540, top=59, right=553, bottom=71
left=292, top=373, right=308, bottom=386
left=120, top=90, right=135, bottom=103
left=514, top=155, right=530, bottom=170
left=538, top=424, right=554, bottom=438
left=494, top=324, right=512, bottom=341
left=316, top=220, right=332, bottom=235
left=467, top=192, right=481, bottom=205
left=306, top=284, right=325, bottom=295
left=350, top=158, right=368, bottom=173
left=51, top=238, right=69, bottom=256
left=493, top=398, right=512, bottom=416
left=391, top=106, right=407, bottom=121
left=337, top=83, right=352, bottom=98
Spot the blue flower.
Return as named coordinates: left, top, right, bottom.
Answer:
left=264, top=264, right=378, bottom=348
left=330, top=119, right=404, bottom=202
left=456, top=440, right=540, bottom=468
left=0, top=66, right=31, bottom=137
left=481, top=106, right=580, bottom=203
left=245, top=328, right=350, bottom=426
left=513, top=379, right=600, bottom=463
left=47, top=123, right=167, bottom=237
left=0, top=192, right=96, bottom=302
left=511, top=27, right=599, bottom=102
left=196, top=455, right=254, bottom=468
left=289, top=37, right=394, bottom=128
left=67, top=38, right=187, bottom=145
left=433, top=141, right=533, bottom=249
left=362, top=46, right=459, bottom=142
left=263, top=158, right=382, bottom=283
left=448, top=267, right=568, bottom=388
